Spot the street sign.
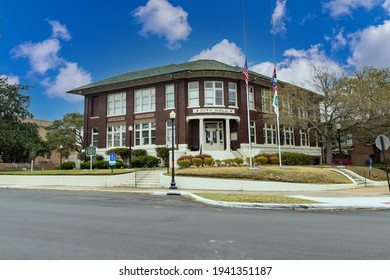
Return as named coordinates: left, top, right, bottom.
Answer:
left=375, top=135, right=390, bottom=151
left=86, top=145, right=97, bottom=156
left=109, top=152, right=116, bottom=166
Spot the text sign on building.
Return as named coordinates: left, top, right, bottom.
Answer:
left=86, top=145, right=96, bottom=157
left=193, top=108, right=235, bottom=114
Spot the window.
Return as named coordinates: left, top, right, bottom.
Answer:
left=248, top=86, right=255, bottom=110
left=298, top=108, right=308, bottom=119
left=135, top=88, right=156, bottom=113
left=165, top=84, right=175, bottom=109
left=250, top=121, right=256, bottom=143
left=91, top=96, right=99, bottom=117
left=263, top=123, right=277, bottom=145
left=262, top=90, right=273, bottom=113
left=205, top=81, right=224, bottom=106
left=135, top=122, right=156, bottom=146
left=92, top=128, right=99, bottom=147
left=166, top=120, right=176, bottom=146
left=282, top=99, right=293, bottom=116
left=188, top=82, right=199, bottom=107
left=107, top=92, right=126, bottom=116
left=283, top=126, right=294, bottom=146
left=228, top=82, right=237, bottom=107
left=300, top=129, right=309, bottom=146
left=107, top=125, right=126, bottom=148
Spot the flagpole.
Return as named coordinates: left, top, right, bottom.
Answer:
left=246, top=83, right=253, bottom=169
left=276, top=106, right=282, bottom=168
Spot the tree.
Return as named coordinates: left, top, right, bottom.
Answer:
left=0, top=76, right=47, bottom=162
left=46, top=112, right=84, bottom=157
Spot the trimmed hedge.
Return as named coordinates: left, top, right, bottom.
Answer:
left=192, top=158, right=203, bottom=167
left=281, top=152, right=316, bottom=165
left=60, top=161, right=75, bottom=170
left=131, top=155, right=159, bottom=168
left=177, top=159, right=191, bottom=168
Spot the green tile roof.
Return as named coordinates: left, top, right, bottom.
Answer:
left=68, top=59, right=271, bottom=94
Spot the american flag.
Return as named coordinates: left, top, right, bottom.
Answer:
left=271, top=67, right=277, bottom=91
left=271, top=67, right=279, bottom=116
left=242, top=59, right=249, bottom=88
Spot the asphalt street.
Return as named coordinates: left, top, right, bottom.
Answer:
left=1, top=189, right=390, bottom=260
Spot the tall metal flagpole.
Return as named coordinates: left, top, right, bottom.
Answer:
left=242, top=0, right=253, bottom=169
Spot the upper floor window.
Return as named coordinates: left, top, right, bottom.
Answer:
left=262, top=90, right=273, bottom=113
left=107, top=92, right=126, bottom=116
left=228, top=82, right=237, bottom=107
left=263, top=123, right=277, bottom=145
left=205, top=81, right=223, bottom=106
left=250, top=121, right=256, bottom=143
left=165, top=84, right=175, bottom=109
left=135, top=88, right=156, bottom=113
left=188, top=82, right=199, bottom=107
left=248, top=86, right=255, bottom=110
left=91, top=96, right=99, bottom=117
left=107, top=125, right=126, bottom=148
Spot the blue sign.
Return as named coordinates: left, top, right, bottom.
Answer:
left=109, top=153, right=116, bottom=166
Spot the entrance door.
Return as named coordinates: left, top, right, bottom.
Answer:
left=204, top=122, right=224, bottom=151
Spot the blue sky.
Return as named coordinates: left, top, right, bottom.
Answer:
left=1, top=0, right=389, bottom=121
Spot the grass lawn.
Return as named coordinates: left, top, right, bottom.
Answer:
left=175, top=166, right=351, bottom=184
left=0, top=169, right=134, bottom=175
left=195, top=193, right=321, bottom=204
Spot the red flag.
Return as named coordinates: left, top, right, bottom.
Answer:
left=242, top=59, right=249, bottom=88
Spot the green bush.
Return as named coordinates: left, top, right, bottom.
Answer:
left=80, top=161, right=94, bottom=169
left=106, top=148, right=131, bottom=163
left=192, top=158, right=203, bottom=167
left=233, top=157, right=244, bottom=165
left=177, top=159, right=191, bottom=168
left=254, top=153, right=275, bottom=159
left=177, top=155, right=193, bottom=164
left=215, top=159, right=222, bottom=167
left=281, top=152, right=315, bottom=165
left=155, top=147, right=170, bottom=167
left=95, top=160, right=109, bottom=169
left=60, top=161, right=76, bottom=170
left=115, top=161, right=125, bottom=169
left=222, top=158, right=233, bottom=166
left=132, top=149, right=147, bottom=157
left=204, top=157, right=215, bottom=166
left=131, top=155, right=160, bottom=168
left=254, top=156, right=268, bottom=165
left=193, top=154, right=212, bottom=161
left=269, top=156, right=279, bottom=164
left=96, top=154, right=105, bottom=161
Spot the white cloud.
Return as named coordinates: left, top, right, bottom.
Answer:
left=347, top=20, right=390, bottom=68
left=0, top=74, right=20, bottom=85
left=133, top=0, right=191, bottom=49
left=323, top=0, right=380, bottom=18
left=47, top=19, right=71, bottom=41
left=271, top=0, right=287, bottom=34
left=251, top=45, right=342, bottom=91
left=43, top=62, right=92, bottom=102
left=383, top=0, right=390, bottom=14
left=190, top=39, right=245, bottom=66
left=11, top=38, right=63, bottom=75
left=324, top=27, right=348, bottom=51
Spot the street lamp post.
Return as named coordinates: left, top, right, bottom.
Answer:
left=59, top=145, right=63, bottom=165
left=169, top=111, right=177, bottom=189
left=336, top=124, right=342, bottom=164
left=128, top=125, right=133, bottom=169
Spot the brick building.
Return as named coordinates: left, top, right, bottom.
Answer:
left=68, top=60, right=321, bottom=160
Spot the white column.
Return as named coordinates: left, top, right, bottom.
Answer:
left=225, top=118, right=231, bottom=151
left=199, top=118, right=204, bottom=151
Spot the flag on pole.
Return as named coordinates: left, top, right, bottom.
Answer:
left=271, top=67, right=279, bottom=116
left=242, top=59, right=249, bottom=88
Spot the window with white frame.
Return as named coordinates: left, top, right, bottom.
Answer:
left=166, top=120, right=175, bottom=146
left=107, top=92, right=126, bottom=116
left=299, top=129, right=309, bottom=146
left=263, top=123, right=277, bottom=144
left=282, top=99, right=293, bottom=116
left=262, top=90, right=273, bottom=113
left=283, top=126, right=294, bottom=146
left=250, top=121, right=256, bottom=143
left=298, top=108, right=309, bottom=119
left=135, top=88, right=156, bottom=113
left=135, top=122, right=156, bottom=146
left=228, top=82, right=237, bottom=107
left=248, top=86, right=255, bottom=110
left=205, top=81, right=223, bottom=106
left=188, top=82, right=199, bottom=107
left=165, top=84, right=175, bottom=109
left=92, top=128, right=99, bottom=147
left=107, top=125, right=126, bottom=148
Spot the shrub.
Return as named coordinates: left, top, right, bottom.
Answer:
left=80, top=161, right=94, bottom=169
left=192, top=158, right=203, bottom=167
left=254, top=153, right=275, bottom=159
left=233, top=157, right=244, bottom=165
left=222, top=158, right=233, bottom=166
left=155, top=147, right=170, bottom=167
left=96, top=154, right=104, bottom=161
left=269, top=156, right=279, bottom=164
left=281, top=152, right=316, bottom=165
left=204, top=157, right=215, bottom=166
left=95, top=160, right=109, bottom=169
left=193, top=154, right=212, bottom=161
left=254, top=156, right=268, bottom=165
left=132, top=149, right=147, bottom=157
left=177, top=159, right=191, bottom=168
left=106, top=148, right=131, bottom=163
left=215, top=159, right=222, bottom=167
left=177, top=155, right=193, bottom=164
left=131, top=155, right=160, bottom=168
left=60, top=161, right=75, bottom=170
left=115, top=161, right=125, bottom=169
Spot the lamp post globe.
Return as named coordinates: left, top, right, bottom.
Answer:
left=169, top=111, right=177, bottom=189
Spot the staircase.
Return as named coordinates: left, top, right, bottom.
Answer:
left=334, top=167, right=367, bottom=186
left=125, top=170, right=163, bottom=188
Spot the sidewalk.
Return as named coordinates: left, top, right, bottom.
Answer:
left=2, top=181, right=390, bottom=210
